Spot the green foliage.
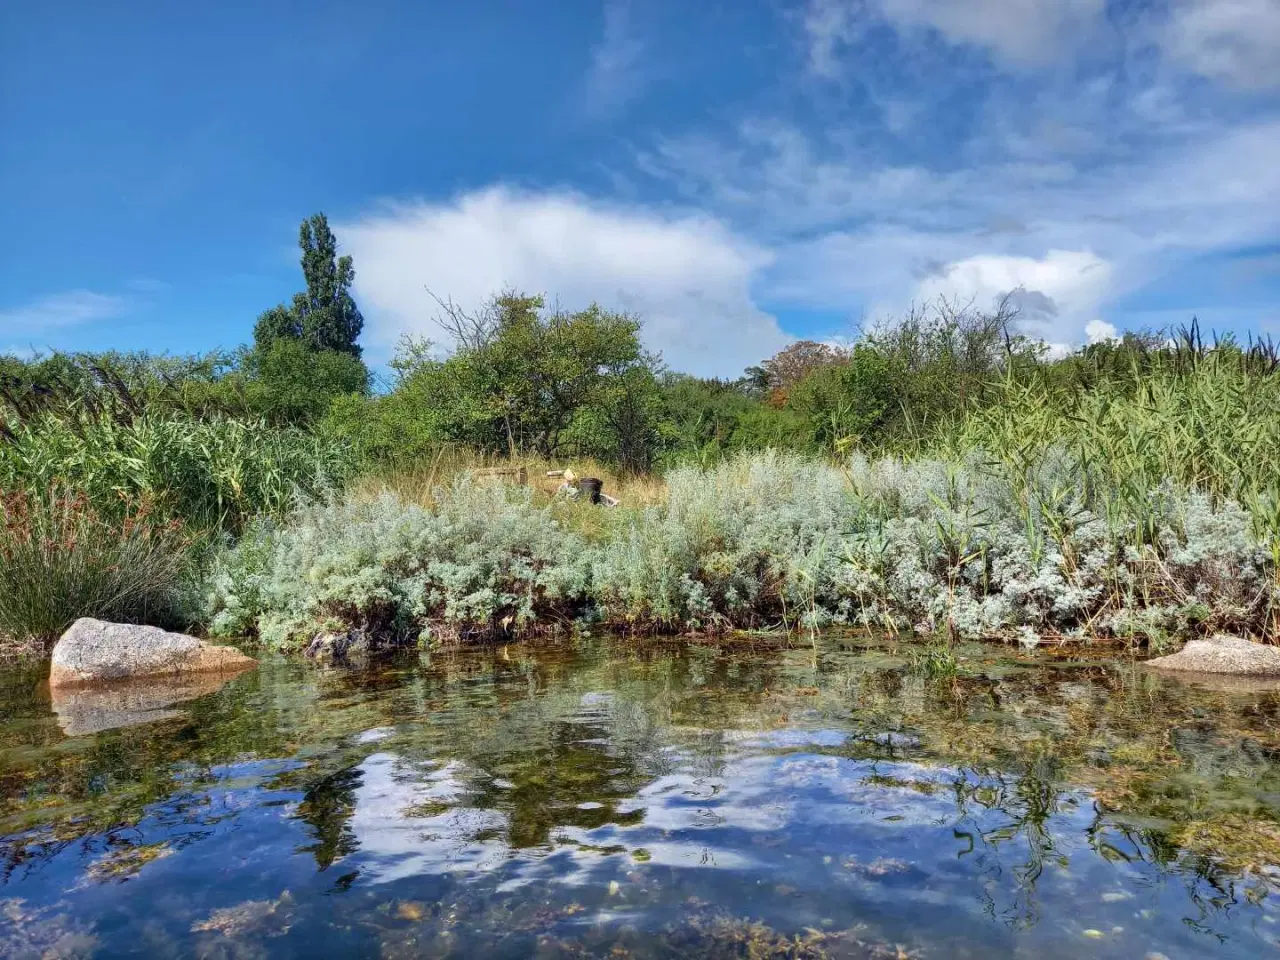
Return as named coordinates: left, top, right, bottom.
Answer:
left=252, top=213, right=364, bottom=357
left=211, top=447, right=1280, bottom=646
left=0, top=410, right=353, bottom=532
left=0, top=349, right=251, bottom=421
left=935, top=342, right=1280, bottom=550
left=205, top=483, right=592, bottom=649
left=0, top=487, right=192, bottom=646
left=244, top=212, right=369, bottom=426
left=339, top=295, right=666, bottom=471
left=242, top=338, right=369, bottom=424
left=787, top=346, right=900, bottom=454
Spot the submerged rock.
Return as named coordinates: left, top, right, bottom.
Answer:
left=1143, top=634, right=1280, bottom=677
left=50, top=618, right=256, bottom=688
left=305, top=629, right=370, bottom=662
left=51, top=671, right=247, bottom=736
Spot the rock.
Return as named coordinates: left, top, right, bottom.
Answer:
left=51, top=671, right=248, bottom=736
left=305, top=629, right=369, bottom=662
left=1143, top=634, right=1280, bottom=677
left=50, top=618, right=256, bottom=688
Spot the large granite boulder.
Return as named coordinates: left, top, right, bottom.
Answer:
left=1143, top=634, right=1280, bottom=676
left=50, top=618, right=256, bottom=688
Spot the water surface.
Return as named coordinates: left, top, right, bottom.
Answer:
left=3, top=637, right=1280, bottom=957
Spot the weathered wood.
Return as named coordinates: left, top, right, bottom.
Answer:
left=471, top=466, right=528, bottom=486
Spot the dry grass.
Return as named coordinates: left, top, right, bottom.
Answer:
left=348, top=447, right=669, bottom=511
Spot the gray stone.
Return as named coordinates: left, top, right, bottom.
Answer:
left=50, top=618, right=256, bottom=688
left=1143, top=634, right=1280, bottom=676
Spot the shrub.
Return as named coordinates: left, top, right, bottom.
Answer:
left=207, top=448, right=1280, bottom=649
left=591, top=451, right=854, bottom=630
left=205, top=482, right=592, bottom=649
left=0, top=488, right=193, bottom=647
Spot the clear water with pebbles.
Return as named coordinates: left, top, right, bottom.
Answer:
left=3, top=637, right=1280, bottom=958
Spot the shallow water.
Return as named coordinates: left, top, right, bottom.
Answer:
left=4, top=637, right=1280, bottom=958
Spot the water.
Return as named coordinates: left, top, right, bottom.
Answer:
left=3, top=637, right=1280, bottom=958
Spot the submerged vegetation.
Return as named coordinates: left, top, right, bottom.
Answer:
left=4, top=212, right=1280, bottom=653
left=4, top=639, right=1280, bottom=955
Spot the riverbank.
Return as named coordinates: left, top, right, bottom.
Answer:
left=199, top=448, right=1277, bottom=655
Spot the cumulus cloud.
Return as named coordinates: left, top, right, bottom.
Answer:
left=1085, top=318, right=1120, bottom=343
left=338, top=187, right=787, bottom=376
left=642, top=103, right=1280, bottom=345
left=913, top=250, right=1113, bottom=341
left=0, top=290, right=130, bottom=336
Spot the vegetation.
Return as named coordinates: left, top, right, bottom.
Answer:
left=4, top=210, right=1279, bottom=654
left=0, top=487, right=192, bottom=645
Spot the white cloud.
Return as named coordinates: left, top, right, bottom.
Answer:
left=585, top=0, right=646, bottom=117
left=1161, top=0, right=1280, bottom=90
left=804, top=0, right=1105, bottom=73
left=0, top=290, right=130, bottom=335
left=641, top=109, right=1280, bottom=346
left=1085, top=318, right=1121, bottom=343
left=913, top=250, right=1114, bottom=341
left=339, top=187, right=788, bottom=376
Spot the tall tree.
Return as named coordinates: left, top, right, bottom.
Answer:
left=253, top=213, right=365, bottom=357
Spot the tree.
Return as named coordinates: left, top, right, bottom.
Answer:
left=396, top=293, right=663, bottom=463
left=788, top=346, right=900, bottom=452
left=253, top=213, right=364, bottom=357
left=761, top=341, right=849, bottom=392
left=244, top=339, right=369, bottom=424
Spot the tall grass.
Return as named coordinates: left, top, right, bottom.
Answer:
left=0, top=411, right=354, bottom=531
left=0, top=409, right=352, bottom=648
left=939, top=352, right=1280, bottom=546
left=0, top=487, right=193, bottom=647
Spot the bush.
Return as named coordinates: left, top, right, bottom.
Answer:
left=208, top=448, right=1280, bottom=648
left=0, top=488, right=194, bottom=647
left=205, top=482, right=592, bottom=649
left=591, top=451, right=854, bottom=630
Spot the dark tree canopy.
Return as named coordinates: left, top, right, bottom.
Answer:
left=253, top=214, right=364, bottom=357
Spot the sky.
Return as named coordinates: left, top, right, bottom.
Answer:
left=1, top=0, right=1278, bottom=377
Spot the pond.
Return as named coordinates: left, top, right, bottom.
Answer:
left=3, top=637, right=1280, bottom=958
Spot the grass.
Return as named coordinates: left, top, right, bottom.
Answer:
left=12, top=334, right=1280, bottom=655
left=349, top=447, right=668, bottom=511
left=0, top=487, right=194, bottom=648
left=0, top=409, right=353, bottom=532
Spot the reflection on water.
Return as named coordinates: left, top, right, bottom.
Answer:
left=3, top=638, right=1280, bottom=957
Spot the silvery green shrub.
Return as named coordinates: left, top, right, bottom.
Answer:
left=590, top=451, right=856, bottom=629
left=205, top=481, right=590, bottom=649
left=206, top=450, right=1279, bottom=647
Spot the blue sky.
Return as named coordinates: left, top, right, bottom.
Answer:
left=2, top=0, right=1278, bottom=376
